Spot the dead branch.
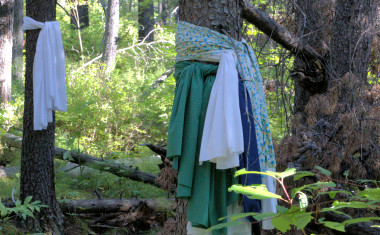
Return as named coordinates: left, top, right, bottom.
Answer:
left=241, top=0, right=324, bottom=63
left=1, top=133, right=159, bottom=186
left=60, top=198, right=174, bottom=214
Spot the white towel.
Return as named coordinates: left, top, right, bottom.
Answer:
left=199, top=51, right=244, bottom=169
left=23, top=16, right=67, bottom=130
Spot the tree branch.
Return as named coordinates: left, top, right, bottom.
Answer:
left=241, top=0, right=324, bottom=63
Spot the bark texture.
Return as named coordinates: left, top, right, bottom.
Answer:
left=11, top=0, right=23, bottom=81
left=291, top=0, right=333, bottom=117
left=102, top=0, right=119, bottom=73
left=0, top=0, right=14, bottom=105
left=20, top=0, right=64, bottom=233
left=179, top=0, right=242, bottom=41
left=138, top=0, right=154, bottom=42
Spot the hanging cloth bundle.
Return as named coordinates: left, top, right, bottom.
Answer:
left=171, top=21, right=277, bottom=229
left=22, top=16, right=67, bottom=130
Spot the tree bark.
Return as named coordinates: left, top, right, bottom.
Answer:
left=291, top=0, right=333, bottom=118
left=0, top=0, right=14, bottom=105
left=102, top=0, right=119, bottom=74
left=138, top=0, right=154, bottom=42
left=20, top=0, right=64, bottom=233
left=11, top=0, right=23, bottom=81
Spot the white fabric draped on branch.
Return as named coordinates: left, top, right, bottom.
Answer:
left=22, top=16, right=67, bottom=130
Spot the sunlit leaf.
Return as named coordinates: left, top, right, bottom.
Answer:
left=228, top=185, right=282, bottom=199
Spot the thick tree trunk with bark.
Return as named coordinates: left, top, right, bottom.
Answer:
left=20, top=0, right=64, bottom=233
left=12, top=0, right=23, bottom=81
left=0, top=0, right=14, bottom=105
left=291, top=0, right=333, bottom=118
left=102, top=0, right=119, bottom=74
left=138, top=0, right=154, bottom=42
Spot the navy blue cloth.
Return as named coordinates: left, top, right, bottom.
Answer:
left=238, top=77, right=262, bottom=219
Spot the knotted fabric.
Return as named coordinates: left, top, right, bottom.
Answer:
left=22, top=16, right=67, bottom=130
left=175, top=21, right=277, bottom=230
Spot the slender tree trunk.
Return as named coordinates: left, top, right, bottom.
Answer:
left=165, top=1, right=242, bottom=234
left=102, top=0, right=119, bottom=74
left=20, top=0, right=64, bottom=233
left=0, top=0, right=14, bottom=106
left=138, top=0, right=154, bottom=42
left=12, top=0, right=23, bottom=81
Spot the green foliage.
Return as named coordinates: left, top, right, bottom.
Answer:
left=207, top=167, right=380, bottom=233
left=0, top=196, right=48, bottom=220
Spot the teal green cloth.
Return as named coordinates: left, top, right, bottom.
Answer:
left=167, top=61, right=238, bottom=234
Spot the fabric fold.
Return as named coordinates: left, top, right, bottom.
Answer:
left=22, top=16, right=67, bottom=130
left=199, top=51, right=243, bottom=169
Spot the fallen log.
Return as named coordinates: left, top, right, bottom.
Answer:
left=60, top=198, right=174, bottom=214
left=1, top=133, right=158, bottom=186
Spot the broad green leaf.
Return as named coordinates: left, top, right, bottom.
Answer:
left=316, top=190, right=353, bottom=199
left=234, top=169, right=278, bottom=179
left=24, top=196, right=33, bottom=204
left=228, top=185, right=282, bottom=200
left=355, top=188, right=380, bottom=201
left=252, top=212, right=279, bottom=221
left=272, top=168, right=297, bottom=179
left=276, top=205, right=288, bottom=214
left=15, top=200, right=21, bottom=207
left=291, top=182, right=336, bottom=198
left=298, top=192, right=308, bottom=210
left=321, top=220, right=345, bottom=232
left=293, top=212, right=313, bottom=230
left=218, top=212, right=259, bottom=222
left=205, top=221, right=244, bottom=232
left=315, top=166, right=331, bottom=176
left=1, top=210, right=8, bottom=217
left=293, top=171, right=315, bottom=181
left=271, top=214, right=292, bottom=233
left=371, top=225, right=380, bottom=228
left=343, top=217, right=380, bottom=226
left=320, top=201, right=369, bottom=214
left=63, top=151, right=74, bottom=161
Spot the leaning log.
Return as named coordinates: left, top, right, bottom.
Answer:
left=1, top=133, right=158, bottom=186
left=60, top=198, right=174, bottom=214
left=241, top=0, right=324, bottom=63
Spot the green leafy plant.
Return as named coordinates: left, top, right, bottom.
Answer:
left=0, top=196, right=48, bottom=220
left=207, top=166, right=380, bottom=233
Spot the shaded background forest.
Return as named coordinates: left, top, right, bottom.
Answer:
left=0, top=0, right=379, bottom=234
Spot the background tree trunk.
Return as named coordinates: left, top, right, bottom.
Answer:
left=11, top=0, right=23, bottom=81
left=0, top=0, right=14, bottom=106
left=102, top=0, right=119, bottom=74
left=138, top=0, right=154, bottom=42
left=20, top=0, right=64, bottom=233
left=165, top=1, right=242, bottom=234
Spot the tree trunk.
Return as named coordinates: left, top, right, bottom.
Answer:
left=11, top=0, right=23, bottom=81
left=166, top=1, right=242, bottom=234
left=0, top=0, right=14, bottom=106
left=291, top=0, right=332, bottom=119
left=102, top=0, right=119, bottom=74
left=138, top=0, right=154, bottom=42
left=20, top=0, right=64, bottom=233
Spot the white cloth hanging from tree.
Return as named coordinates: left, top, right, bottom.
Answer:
left=22, top=16, right=67, bottom=130
left=199, top=51, right=244, bottom=169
